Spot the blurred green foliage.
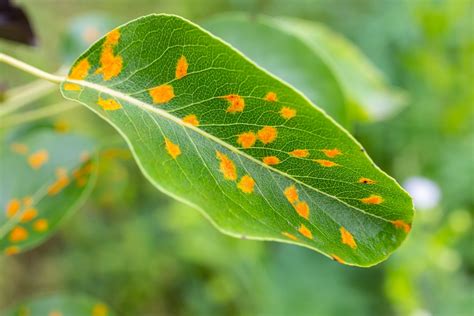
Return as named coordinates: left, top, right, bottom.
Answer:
left=0, top=0, right=472, bottom=315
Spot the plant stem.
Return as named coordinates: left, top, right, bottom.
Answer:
left=0, top=53, right=65, bottom=84
left=0, top=101, right=78, bottom=127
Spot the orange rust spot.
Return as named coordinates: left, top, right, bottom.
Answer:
left=6, top=199, right=20, bottom=218
left=28, top=150, right=49, bottom=170
left=279, top=107, right=296, bottom=119
left=4, top=246, right=20, bottom=256
left=257, top=126, right=277, bottom=144
left=290, top=149, right=309, bottom=158
left=164, top=138, right=181, bottom=159
left=48, top=168, right=70, bottom=196
left=22, top=196, right=33, bottom=207
left=20, top=208, right=38, bottom=223
left=64, top=83, right=82, bottom=91
left=33, top=219, right=49, bottom=232
left=175, top=55, right=188, bottom=79
left=361, top=194, right=384, bottom=205
left=182, top=114, right=199, bottom=126
left=216, top=151, right=237, bottom=181
left=295, top=201, right=310, bottom=219
left=97, top=97, right=122, bottom=111
left=68, top=58, right=90, bottom=80
left=149, top=84, right=175, bottom=104
left=10, top=143, right=28, bottom=154
left=237, top=131, right=257, bottom=149
left=359, top=177, right=376, bottom=184
left=331, top=254, right=345, bottom=264
left=298, top=224, right=313, bottom=239
left=321, top=148, right=342, bottom=158
left=49, top=311, right=63, bottom=316
left=223, top=94, right=245, bottom=113
left=95, top=30, right=122, bottom=80
left=237, top=175, right=255, bottom=193
left=284, top=185, right=298, bottom=204
left=92, top=303, right=109, bottom=316
left=314, top=159, right=338, bottom=167
left=73, top=162, right=94, bottom=187
left=9, top=226, right=28, bottom=242
left=262, top=156, right=280, bottom=165
left=340, top=227, right=357, bottom=249
left=392, top=220, right=411, bottom=233
left=264, top=91, right=277, bottom=102
left=282, top=232, right=298, bottom=241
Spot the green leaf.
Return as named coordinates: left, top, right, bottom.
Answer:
left=203, top=13, right=348, bottom=124
left=205, top=13, right=407, bottom=121
left=60, top=14, right=413, bottom=266
left=5, top=294, right=114, bottom=316
left=0, top=130, right=97, bottom=255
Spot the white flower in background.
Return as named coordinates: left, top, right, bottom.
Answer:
left=403, top=176, right=441, bottom=210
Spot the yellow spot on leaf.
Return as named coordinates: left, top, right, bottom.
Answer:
left=264, top=91, right=277, bottom=102
left=64, top=83, right=82, bottom=91
left=298, top=224, right=313, bottom=239
left=20, top=208, right=38, bottom=223
left=95, top=29, right=122, bottom=80
left=4, top=246, right=20, bottom=256
left=295, top=201, right=310, bottom=219
left=68, top=58, right=90, bottom=80
left=361, top=194, right=384, bottom=205
left=48, top=168, right=70, bottom=196
left=282, top=232, right=298, bottom=241
left=182, top=114, right=199, bottom=126
left=290, top=149, right=309, bottom=158
left=284, top=185, right=299, bottom=204
left=54, top=120, right=70, bottom=133
left=237, top=175, right=255, bottom=193
left=33, top=219, right=49, bottom=232
left=237, top=131, right=257, bottom=149
left=97, top=97, right=122, bottom=111
left=6, top=199, right=20, bottom=218
left=392, top=220, right=411, bottom=233
left=9, top=226, right=28, bottom=242
left=216, top=151, right=237, bottom=181
left=92, top=303, right=109, bottom=316
left=358, top=177, right=376, bottom=184
left=23, top=196, right=33, bottom=207
left=340, top=227, right=357, bottom=249
left=48, top=311, right=62, bottom=316
left=314, top=159, right=338, bottom=167
left=175, top=55, right=188, bottom=79
left=149, top=84, right=175, bottom=104
left=321, top=148, right=342, bottom=158
left=257, top=126, right=277, bottom=144
left=164, top=138, right=181, bottom=159
left=262, top=156, right=280, bottom=165
left=279, top=107, right=296, bottom=119
left=10, top=143, right=28, bottom=154
left=28, top=150, right=49, bottom=169
left=223, top=94, right=245, bottom=113
left=331, top=254, right=345, bottom=264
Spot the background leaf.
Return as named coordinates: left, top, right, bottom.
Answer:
left=60, top=14, right=413, bottom=266
left=0, top=129, right=97, bottom=255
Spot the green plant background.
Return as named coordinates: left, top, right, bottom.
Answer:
left=0, top=0, right=472, bottom=315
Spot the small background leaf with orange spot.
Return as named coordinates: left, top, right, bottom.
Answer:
left=3, top=294, right=114, bottom=316
left=0, top=130, right=97, bottom=255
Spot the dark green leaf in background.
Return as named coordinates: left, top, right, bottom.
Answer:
left=0, top=130, right=97, bottom=255
left=59, top=14, right=413, bottom=266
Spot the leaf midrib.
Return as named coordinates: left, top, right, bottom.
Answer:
left=63, top=77, right=391, bottom=224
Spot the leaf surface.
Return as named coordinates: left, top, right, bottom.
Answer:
left=60, top=14, right=413, bottom=266
left=0, top=130, right=97, bottom=255
left=205, top=13, right=406, bottom=121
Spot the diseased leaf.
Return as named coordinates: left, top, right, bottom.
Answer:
left=5, top=294, right=114, bottom=316
left=204, top=13, right=348, bottom=124
left=0, top=130, right=97, bottom=255
left=60, top=14, right=414, bottom=266
left=205, top=13, right=407, bottom=121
